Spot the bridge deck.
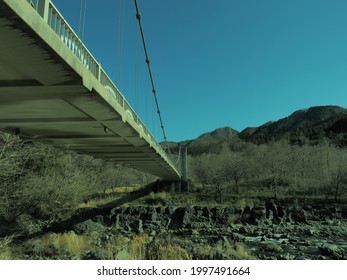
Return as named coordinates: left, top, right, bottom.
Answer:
left=0, top=0, right=180, bottom=180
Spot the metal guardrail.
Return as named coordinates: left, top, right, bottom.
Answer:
left=25, top=0, right=176, bottom=169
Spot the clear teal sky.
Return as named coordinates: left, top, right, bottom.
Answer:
left=53, top=0, right=347, bottom=142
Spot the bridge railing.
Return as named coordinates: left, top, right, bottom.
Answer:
left=25, top=0, right=176, bottom=169
left=48, top=3, right=100, bottom=78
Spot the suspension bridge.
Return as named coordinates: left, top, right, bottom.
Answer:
left=0, top=0, right=182, bottom=181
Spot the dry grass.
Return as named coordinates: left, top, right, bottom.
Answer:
left=113, top=185, right=141, bottom=193
left=41, top=232, right=92, bottom=256
left=78, top=196, right=120, bottom=209
left=106, top=234, right=150, bottom=260
left=149, top=242, right=192, bottom=260
left=105, top=234, right=191, bottom=260
left=0, top=237, right=14, bottom=260
left=232, top=242, right=256, bottom=259
left=78, top=186, right=142, bottom=209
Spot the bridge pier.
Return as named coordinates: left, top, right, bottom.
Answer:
left=180, top=145, right=189, bottom=192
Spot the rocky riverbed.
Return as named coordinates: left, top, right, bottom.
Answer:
left=64, top=200, right=347, bottom=260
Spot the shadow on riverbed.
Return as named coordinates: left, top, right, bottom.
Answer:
left=15, top=180, right=162, bottom=241
left=49, top=181, right=162, bottom=232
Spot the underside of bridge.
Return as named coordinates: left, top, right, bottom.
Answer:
left=0, top=0, right=180, bottom=180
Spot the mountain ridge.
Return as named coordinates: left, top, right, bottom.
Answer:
left=240, top=105, right=347, bottom=144
left=164, top=105, right=347, bottom=154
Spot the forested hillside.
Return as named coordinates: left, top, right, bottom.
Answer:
left=168, top=106, right=347, bottom=203
left=240, top=106, right=347, bottom=145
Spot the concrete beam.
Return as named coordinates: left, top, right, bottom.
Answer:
left=0, top=85, right=87, bottom=96
left=0, top=0, right=181, bottom=181
left=0, top=117, right=94, bottom=124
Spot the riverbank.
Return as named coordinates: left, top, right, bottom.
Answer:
left=2, top=198, right=346, bottom=260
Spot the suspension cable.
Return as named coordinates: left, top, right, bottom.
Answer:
left=78, top=0, right=87, bottom=41
left=81, top=0, right=87, bottom=41
left=78, top=0, right=83, bottom=37
left=134, top=0, right=168, bottom=143
left=134, top=31, right=140, bottom=111
left=116, top=0, right=125, bottom=86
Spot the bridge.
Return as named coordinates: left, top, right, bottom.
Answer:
left=0, top=0, right=181, bottom=181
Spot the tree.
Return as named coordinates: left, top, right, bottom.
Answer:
left=220, top=149, right=250, bottom=195
left=0, top=131, right=153, bottom=235
left=322, top=144, right=347, bottom=202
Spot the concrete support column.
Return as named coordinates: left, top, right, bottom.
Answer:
left=37, top=0, right=50, bottom=22
left=180, top=145, right=189, bottom=192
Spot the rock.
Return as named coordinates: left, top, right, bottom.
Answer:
left=132, top=220, right=143, bottom=234
left=226, top=227, right=233, bottom=233
left=305, top=228, right=318, bottom=236
left=298, top=245, right=308, bottom=252
left=216, top=207, right=226, bottom=219
left=318, top=243, right=345, bottom=259
left=124, top=224, right=132, bottom=232
left=249, top=206, right=266, bottom=224
left=341, top=207, right=347, bottom=218
left=165, top=206, right=177, bottom=215
left=231, top=232, right=246, bottom=242
left=92, top=215, right=104, bottom=224
left=301, top=239, right=314, bottom=246
left=253, top=229, right=264, bottom=236
left=73, top=219, right=105, bottom=234
left=238, top=226, right=248, bottom=234
left=265, top=243, right=283, bottom=253
left=280, top=239, right=289, bottom=245
left=182, top=207, right=194, bottom=226
left=265, top=201, right=278, bottom=219
left=291, top=207, right=308, bottom=223
left=279, top=253, right=295, bottom=260
left=273, top=233, right=287, bottom=239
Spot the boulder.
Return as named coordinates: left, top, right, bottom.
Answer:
left=318, top=243, right=345, bottom=259
left=265, top=243, right=283, bottom=253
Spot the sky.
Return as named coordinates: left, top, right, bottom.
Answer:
left=53, top=0, right=347, bottom=142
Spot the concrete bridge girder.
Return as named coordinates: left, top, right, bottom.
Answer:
left=0, top=0, right=180, bottom=180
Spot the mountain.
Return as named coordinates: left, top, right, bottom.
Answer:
left=163, top=105, right=347, bottom=155
left=239, top=106, right=347, bottom=145
left=165, top=127, right=240, bottom=155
